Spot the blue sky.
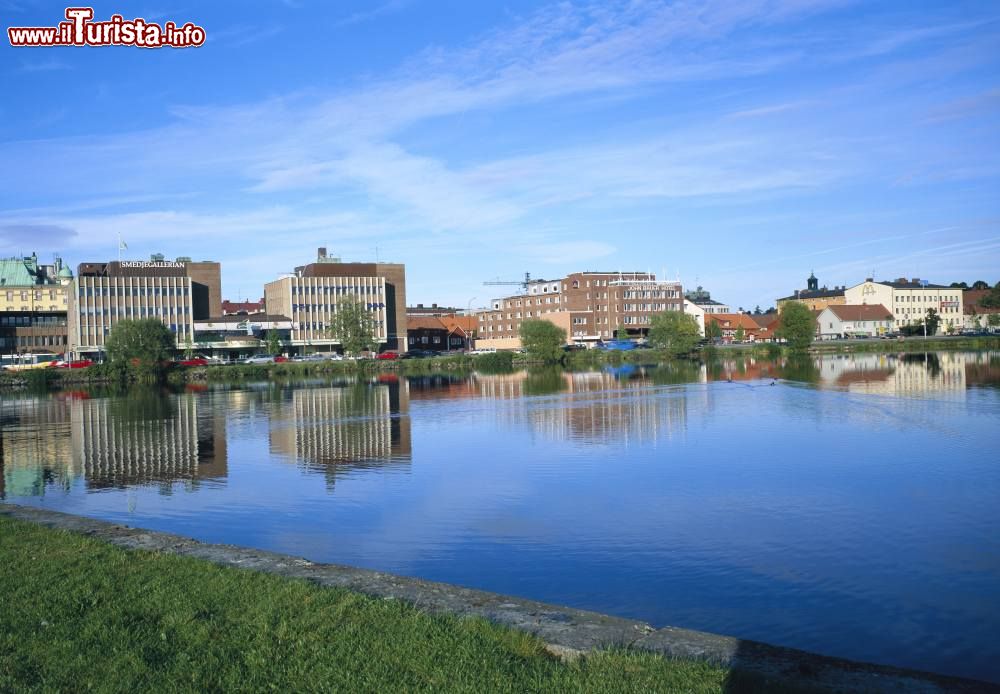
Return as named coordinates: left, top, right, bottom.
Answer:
left=1, top=0, right=998, bottom=310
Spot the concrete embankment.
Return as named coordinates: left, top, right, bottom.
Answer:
left=1, top=503, right=995, bottom=693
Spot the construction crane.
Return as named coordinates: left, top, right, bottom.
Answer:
left=483, top=272, right=532, bottom=294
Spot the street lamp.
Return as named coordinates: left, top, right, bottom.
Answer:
left=465, top=297, right=477, bottom=352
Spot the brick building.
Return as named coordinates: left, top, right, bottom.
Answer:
left=476, top=271, right=683, bottom=349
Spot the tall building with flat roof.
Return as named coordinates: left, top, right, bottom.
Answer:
left=264, top=248, right=407, bottom=352
left=68, top=255, right=221, bottom=357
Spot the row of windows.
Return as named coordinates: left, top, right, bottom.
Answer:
left=0, top=315, right=67, bottom=327
left=3, top=290, right=62, bottom=301
left=79, top=286, right=189, bottom=297
left=1, top=306, right=62, bottom=314
left=293, top=303, right=386, bottom=312
left=296, top=320, right=386, bottom=331
left=80, top=306, right=189, bottom=316
left=293, top=285, right=380, bottom=295
left=527, top=283, right=561, bottom=294
left=0, top=335, right=67, bottom=348
left=622, top=303, right=673, bottom=312
left=894, top=295, right=959, bottom=302
left=496, top=296, right=563, bottom=310
left=622, top=291, right=679, bottom=299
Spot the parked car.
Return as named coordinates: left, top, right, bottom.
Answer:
left=376, top=351, right=399, bottom=360
left=54, top=359, right=93, bottom=369
left=243, top=355, right=274, bottom=364
left=274, top=355, right=289, bottom=363
left=403, top=349, right=437, bottom=358
left=291, top=354, right=326, bottom=363
left=177, top=357, right=209, bottom=367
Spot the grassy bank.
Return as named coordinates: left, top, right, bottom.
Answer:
left=0, top=516, right=797, bottom=693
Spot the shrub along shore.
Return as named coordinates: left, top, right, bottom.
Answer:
left=0, top=514, right=794, bottom=693
left=1, top=336, right=997, bottom=391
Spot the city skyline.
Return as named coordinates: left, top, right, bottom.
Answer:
left=2, top=1, right=999, bottom=311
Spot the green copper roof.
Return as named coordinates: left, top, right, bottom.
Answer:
left=57, top=266, right=74, bottom=279
left=0, top=258, right=36, bottom=287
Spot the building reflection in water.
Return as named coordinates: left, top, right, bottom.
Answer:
left=0, top=397, right=76, bottom=498
left=815, top=351, right=999, bottom=398
left=268, top=382, right=411, bottom=488
left=468, top=370, right=690, bottom=445
left=0, top=390, right=228, bottom=499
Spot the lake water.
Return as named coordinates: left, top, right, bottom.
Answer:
left=2, top=351, right=999, bottom=683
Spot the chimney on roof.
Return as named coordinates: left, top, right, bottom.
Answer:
left=866, top=277, right=873, bottom=282
left=432, top=303, right=438, bottom=308
left=417, top=303, right=424, bottom=308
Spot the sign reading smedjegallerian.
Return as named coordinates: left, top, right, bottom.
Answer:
left=119, top=261, right=184, bottom=269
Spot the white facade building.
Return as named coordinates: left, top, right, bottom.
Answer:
left=683, top=299, right=706, bottom=336
left=844, top=278, right=963, bottom=334
left=815, top=304, right=893, bottom=339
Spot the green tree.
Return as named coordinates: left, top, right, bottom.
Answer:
left=265, top=329, right=282, bottom=356
left=328, top=297, right=377, bottom=357
left=647, top=311, right=700, bottom=357
left=519, top=319, right=566, bottom=363
left=949, top=282, right=968, bottom=289
left=980, top=282, right=1000, bottom=308
left=615, top=324, right=630, bottom=340
left=776, top=302, right=816, bottom=351
left=924, top=308, right=941, bottom=336
left=183, top=334, right=194, bottom=359
left=734, top=325, right=746, bottom=343
left=523, top=366, right=567, bottom=396
left=988, top=313, right=1000, bottom=328
left=705, top=320, right=722, bottom=342
left=104, top=319, right=176, bottom=377
left=971, top=280, right=989, bottom=290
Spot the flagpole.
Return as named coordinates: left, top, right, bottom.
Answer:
left=117, top=232, right=121, bottom=263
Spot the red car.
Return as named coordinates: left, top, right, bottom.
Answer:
left=375, top=351, right=399, bottom=360
left=274, top=355, right=289, bottom=363
left=55, top=359, right=93, bottom=369
left=177, top=357, right=209, bottom=367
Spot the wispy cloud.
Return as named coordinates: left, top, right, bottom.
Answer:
left=0, top=223, right=77, bottom=249
left=18, top=58, right=73, bottom=73
left=332, top=0, right=411, bottom=28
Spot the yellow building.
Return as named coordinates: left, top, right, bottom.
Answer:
left=0, top=253, right=72, bottom=312
left=776, top=272, right=846, bottom=312
left=0, top=254, right=73, bottom=354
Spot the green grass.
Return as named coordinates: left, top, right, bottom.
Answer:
left=0, top=516, right=801, bottom=693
